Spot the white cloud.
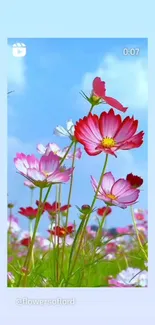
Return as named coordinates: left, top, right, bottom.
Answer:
left=81, top=54, right=148, bottom=110
left=8, top=136, right=35, bottom=162
left=7, top=44, right=27, bottom=92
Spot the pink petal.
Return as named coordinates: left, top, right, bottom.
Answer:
left=118, top=131, right=144, bottom=150
left=99, top=109, right=122, bottom=138
left=114, top=117, right=138, bottom=143
left=47, top=168, right=74, bottom=183
left=39, top=152, right=60, bottom=173
left=14, top=157, right=27, bottom=174
left=27, top=168, right=46, bottom=181
left=117, top=189, right=140, bottom=204
left=93, top=77, right=106, bottom=98
left=91, top=176, right=108, bottom=200
left=111, top=179, right=131, bottom=197
left=101, top=172, right=115, bottom=193
left=104, top=96, right=128, bottom=113
left=27, top=155, right=39, bottom=169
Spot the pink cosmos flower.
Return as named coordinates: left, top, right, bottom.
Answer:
left=74, top=109, right=144, bottom=157
left=14, top=151, right=74, bottom=188
left=37, top=143, right=82, bottom=160
left=91, top=172, right=140, bottom=209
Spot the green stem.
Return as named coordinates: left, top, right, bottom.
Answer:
left=86, top=208, right=107, bottom=285
left=67, top=154, right=109, bottom=284
left=18, top=142, right=74, bottom=287
left=130, top=205, right=148, bottom=261
left=56, top=184, right=61, bottom=284
left=29, top=189, right=34, bottom=267
left=88, top=104, right=94, bottom=114
left=60, top=141, right=74, bottom=166
left=60, top=142, right=77, bottom=278
left=21, top=188, right=43, bottom=287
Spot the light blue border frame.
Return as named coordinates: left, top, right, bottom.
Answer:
left=1, top=0, right=154, bottom=323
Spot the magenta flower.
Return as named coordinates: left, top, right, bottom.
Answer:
left=75, top=109, right=144, bottom=157
left=14, top=152, right=74, bottom=188
left=91, top=172, right=140, bottom=209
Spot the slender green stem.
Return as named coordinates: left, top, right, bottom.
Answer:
left=130, top=205, right=148, bottom=261
left=86, top=208, right=108, bottom=285
left=60, top=142, right=77, bottom=278
left=56, top=184, right=61, bottom=284
left=60, top=141, right=74, bottom=166
left=18, top=142, right=74, bottom=287
left=123, top=254, right=129, bottom=268
left=21, top=188, right=43, bottom=287
left=67, top=154, right=109, bottom=284
left=29, top=188, right=34, bottom=267
left=88, top=104, right=94, bottom=114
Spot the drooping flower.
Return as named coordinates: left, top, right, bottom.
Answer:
left=126, top=173, right=143, bottom=188
left=74, top=109, right=144, bottom=157
left=36, top=200, right=71, bottom=217
left=14, top=152, right=74, bottom=188
left=24, top=180, right=36, bottom=189
left=37, top=143, right=82, bottom=160
left=48, top=224, right=74, bottom=237
left=54, top=119, right=75, bottom=139
left=109, top=267, right=148, bottom=287
left=97, top=206, right=112, bottom=217
left=92, top=77, right=128, bottom=112
left=91, top=172, right=140, bottom=209
left=18, top=207, right=44, bottom=220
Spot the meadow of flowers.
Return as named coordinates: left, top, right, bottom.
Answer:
left=7, top=77, right=148, bottom=287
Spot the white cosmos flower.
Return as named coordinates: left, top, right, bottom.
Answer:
left=116, top=267, right=148, bottom=287
left=54, top=119, right=75, bottom=139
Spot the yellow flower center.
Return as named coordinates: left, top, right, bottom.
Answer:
left=44, top=171, right=50, bottom=177
left=106, top=193, right=117, bottom=200
left=92, top=95, right=100, bottom=102
left=102, top=137, right=116, bottom=148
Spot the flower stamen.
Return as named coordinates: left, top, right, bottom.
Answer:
left=106, top=193, right=117, bottom=200
left=102, top=137, right=116, bottom=148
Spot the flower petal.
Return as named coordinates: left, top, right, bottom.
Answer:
left=104, top=96, right=128, bottom=113
left=99, top=109, right=122, bottom=138
left=39, top=152, right=60, bottom=173
left=101, top=172, right=115, bottom=193
left=47, top=168, right=74, bottom=183
left=67, top=119, right=75, bottom=135
left=37, top=144, right=46, bottom=154
left=114, top=116, right=138, bottom=142
left=27, top=169, right=46, bottom=181
left=54, top=126, right=69, bottom=137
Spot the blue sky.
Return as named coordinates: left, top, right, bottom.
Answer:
left=7, top=38, right=148, bottom=236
